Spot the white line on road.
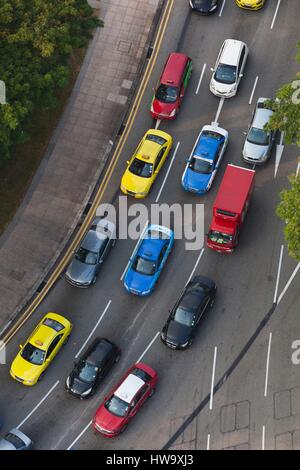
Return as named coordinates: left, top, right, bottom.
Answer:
left=17, top=380, right=59, bottom=429
left=274, top=244, right=284, bottom=303
left=262, top=425, right=266, bottom=450
left=249, top=76, right=259, bottom=105
left=274, top=132, right=284, bottom=178
left=186, top=248, right=205, bottom=286
left=264, top=332, right=273, bottom=397
left=270, top=0, right=281, bottom=30
left=195, top=64, right=206, bottom=95
left=209, top=346, right=218, bottom=410
left=75, top=300, right=111, bottom=358
left=219, top=0, right=226, bottom=17
left=206, top=433, right=211, bottom=450
left=214, top=98, right=225, bottom=124
left=296, top=161, right=300, bottom=177
left=155, top=142, right=180, bottom=203
left=277, top=262, right=300, bottom=305
left=155, top=119, right=161, bottom=130
left=137, top=331, right=160, bottom=364
left=120, top=220, right=149, bottom=281
left=67, top=420, right=92, bottom=450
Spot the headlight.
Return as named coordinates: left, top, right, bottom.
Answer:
left=66, top=377, right=70, bottom=388
left=161, top=331, right=166, bottom=340
left=141, top=289, right=151, bottom=295
left=210, top=4, right=217, bottom=10
left=151, top=104, right=154, bottom=113
left=169, top=109, right=176, bottom=117
left=135, top=191, right=148, bottom=196
left=180, top=341, right=189, bottom=348
left=26, top=379, right=35, bottom=384
left=81, top=388, right=92, bottom=396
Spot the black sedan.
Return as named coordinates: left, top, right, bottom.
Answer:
left=161, top=275, right=216, bottom=349
left=66, top=338, right=120, bottom=399
left=189, top=0, right=219, bottom=14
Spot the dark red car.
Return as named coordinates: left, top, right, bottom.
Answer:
left=150, top=52, right=193, bottom=120
left=93, top=362, right=157, bottom=437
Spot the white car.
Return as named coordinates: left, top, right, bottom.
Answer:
left=210, top=39, right=249, bottom=98
left=0, top=428, right=32, bottom=450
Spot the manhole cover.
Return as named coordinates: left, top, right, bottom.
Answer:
left=117, top=40, right=132, bottom=54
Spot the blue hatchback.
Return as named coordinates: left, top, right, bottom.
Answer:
left=182, top=124, right=228, bottom=194
left=123, top=224, right=174, bottom=296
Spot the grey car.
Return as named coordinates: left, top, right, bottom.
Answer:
left=242, top=97, right=277, bottom=165
left=0, top=428, right=32, bottom=450
left=65, top=216, right=116, bottom=287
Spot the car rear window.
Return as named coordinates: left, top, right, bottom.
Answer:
left=146, top=134, right=167, bottom=146
left=5, top=433, right=25, bottom=450
left=132, top=367, right=151, bottom=382
left=43, top=318, right=65, bottom=332
left=216, top=209, right=236, bottom=217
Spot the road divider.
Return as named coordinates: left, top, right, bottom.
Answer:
left=274, top=244, right=284, bottom=303
left=155, top=142, right=180, bottom=203
left=219, top=0, right=226, bottom=17
left=214, top=98, right=225, bottom=124
left=277, top=262, right=300, bottom=305
left=209, top=346, right=218, bottom=410
left=264, top=332, right=272, bottom=397
left=195, top=64, right=207, bottom=95
left=262, top=425, right=266, bottom=450
left=270, top=0, right=282, bottom=30
left=249, top=76, right=259, bottom=105
left=137, top=331, right=160, bottom=363
left=186, top=248, right=205, bottom=286
left=67, top=420, right=92, bottom=451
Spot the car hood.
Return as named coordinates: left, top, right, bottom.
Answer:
left=95, top=405, right=124, bottom=432
left=165, top=320, right=193, bottom=345
left=124, top=269, right=153, bottom=293
left=211, top=79, right=236, bottom=95
left=11, top=355, right=41, bottom=381
left=243, top=140, right=269, bottom=161
left=66, top=259, right=96, bottom=284
left=183, top=167, right=211, bottom=191
left=69, top=374, right=94, bottom=395
left=152, top=98, right=176, bottom=117
left=121, top=171, right=151, bottom=194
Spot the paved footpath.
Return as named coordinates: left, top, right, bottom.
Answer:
left=0, top=0, right=161, bottom=333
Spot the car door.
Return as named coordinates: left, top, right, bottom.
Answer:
left=198, top=294, right=211, bottom=321
left=158, top=243, right=168, bottom=272
left=45, top=334, right=63, bottom=363
left=129, top=385, right=149, bottom=420
left=237, top=46, right=246, bottom=84
left=153, top=148, right=165, bottom=177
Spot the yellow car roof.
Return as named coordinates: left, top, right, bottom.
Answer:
left=136, top=140, right=160, bottom=164
left=28, top=313, right=70, bottom=350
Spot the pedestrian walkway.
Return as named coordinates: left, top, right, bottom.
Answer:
left=0, top=0, right=161, bottom=332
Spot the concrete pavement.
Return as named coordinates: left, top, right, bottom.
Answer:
left=0, top=0, right=161, bottom=333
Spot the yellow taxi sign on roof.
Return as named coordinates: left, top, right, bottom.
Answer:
left=141, top=155, right=150, bottom=160
left=35, top=339, right=43, bottom=347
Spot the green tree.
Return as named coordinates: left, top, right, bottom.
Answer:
left=0, top=0, right=101, bottom=159
left=277, top=175, right=300, bottom=261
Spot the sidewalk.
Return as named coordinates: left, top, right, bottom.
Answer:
left=0, top=0, right=161, bottom=332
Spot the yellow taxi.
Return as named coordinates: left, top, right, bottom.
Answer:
left=10, top=313, right=72, bottom=386
left=236, top=0, right=265, bottom=9
left=120, top=129, right=173, bottom=198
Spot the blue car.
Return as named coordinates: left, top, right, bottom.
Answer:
left=123, top=224, right=174, bottom=296
left=182, top=124, right=228, bottom=194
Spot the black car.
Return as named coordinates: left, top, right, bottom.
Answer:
left=66, top=338, right=120, bottom=399
left=189, top=0, right=219, bottom=14
left=161, top=275, right=216, bottom=349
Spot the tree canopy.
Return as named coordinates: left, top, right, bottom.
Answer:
left=0, top=0, right=101, bottom=160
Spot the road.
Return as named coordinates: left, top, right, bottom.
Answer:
left=0, top=0, right=300, bottom=451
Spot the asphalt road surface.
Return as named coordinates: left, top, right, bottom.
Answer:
left=1, top=0, right=300, bottom=451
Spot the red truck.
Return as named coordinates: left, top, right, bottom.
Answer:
left=207, top=164, right=255, bottom=253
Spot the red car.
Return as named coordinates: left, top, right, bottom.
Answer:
left=150, top=52, right=193, bottom=120
left=93, top=362, right=157, bottom=437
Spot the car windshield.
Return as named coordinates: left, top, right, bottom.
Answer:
left=129, top=158, right=153, bottom=178
left=215, top=64, right=236, bottom=84
left=105, top=395, right=129, bottom=418
left=247, top=127, right=270, bottom=146
left=146, top=134, right=167, bottom=145
left=75, top=247, right=98, bottom=265
left=174, top=307, right=194, bottom=327
left=133, top=256, right=156, bottom=275
left=155, top=84, right=178, bottom=103
left=43, top=318, right=64, bottom=332
left=21, top=343, right=45, bottom=365
left=4, top=433, right=25, bottom=449
left=189, top=157, right=213, bottom=174
left=78, top=361, right=99, bottom=383
left=208, top=230, right=233, bottom=244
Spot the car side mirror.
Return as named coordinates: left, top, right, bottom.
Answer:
left=239, top=73, right=243, bottom=78
left=126, top=160, right=130, bottom=164
left=243, top=131, right=247, bottom=135
left=210, top=67, right=214, bottom=72
left=46, top=358, right=50, bottom=363
left=19, top=344, right=23, bottom=349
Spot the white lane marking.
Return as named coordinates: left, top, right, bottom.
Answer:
left=277, top=262, right=300, bottom=305
left=274, top=244, right=284, bottom=303
left=264, top=332, right=273, bottom=397
left=296, top=161, right=300, bottom=177
left=155, top=119, right=161, bottom=130
left=219, top=0, right=226, bottom=17
left=249, top=76, right=259, bottom=105
left=206, top=433, right=211, bottom=450
left=137, top=331, right=160, bottom=363
left=0, top=320, right=12, bottom=337
left=75, top=300, right=111, bottom=358
left=196, top=64, right=207, bottom=95
left=67, top=420, right=92, bottom=450
left=155, top=142, right=180, bottom=203
left=274, top=132, right=284, bottom=178
left=17, top=380, right=59, bottom=429
left=209, top=346, right=218, bottom=410
left=270, top=0, right=281, bottom=30
left=214, top=98, right=225, bottom=124
left=185, top=248, right=205, bottom=286
left=120, top=220, right=149, bottom=281
left=262, top=425, right=266, bottom=450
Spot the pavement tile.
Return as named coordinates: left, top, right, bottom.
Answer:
left=275, top=432, right=293, bottom=450
left=220, top=404, right=236, bottom=433
left=236, top=401, right=250, bottom=430
left=293, top=429, right=300, bottom=450
left=291, top=387, right=300, bottom=415
left=274, top=390, right=292, bottom=419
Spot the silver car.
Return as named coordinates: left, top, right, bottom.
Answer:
left=0, top=428, right=32, bottom=450
left=242, top=98, right=277, bottom=165
left=65, top=215, right=116, bottom=287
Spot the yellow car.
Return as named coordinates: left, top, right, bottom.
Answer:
left=120, top=129, right=173, bottom=198
left=236, top=0, right=265, bottom=9
left=10, top=313, right=72, bottom=386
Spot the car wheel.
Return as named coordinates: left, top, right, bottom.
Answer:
left=148, top=388, right=155, bottom=398
left=63, top=335, right=70, bottom=346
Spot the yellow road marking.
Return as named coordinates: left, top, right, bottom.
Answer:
left=1, top=0, right=174, bottom=347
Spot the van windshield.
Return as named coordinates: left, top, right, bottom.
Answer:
left=208, top=230, right=233, bottom=245
left=215, top=64, right=236, bottom=84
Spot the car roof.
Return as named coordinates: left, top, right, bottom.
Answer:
left=138, top=237, right=166, bottom=262
left=85, top=338, right=114, bottom=366
left=114, top=373, right=145, bottom=404
left=253, top=99, right=273, bottom=129
left=220, top=39, right=245, bottom=66
left=136, top=139, right=161, bottom=164
left=81, top=229, right=108, bottom=252
left=29, top=323, right=57, bottom=350
left=161, top=52, right=188, bottom=87
left=180, top=289, right=204, bottom=311
left=195, top=132, right=223, bottom=161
